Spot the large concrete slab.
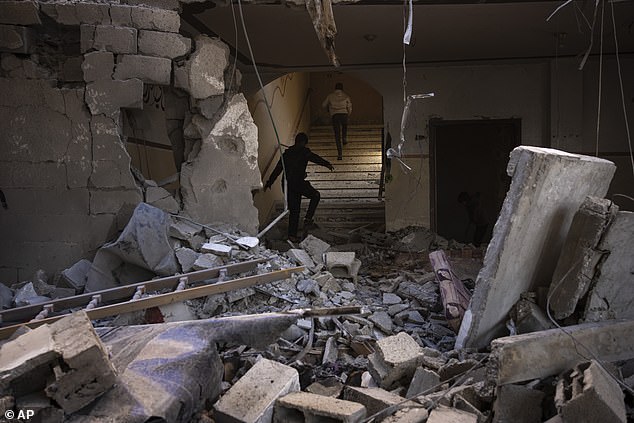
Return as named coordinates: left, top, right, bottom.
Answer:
left=456, top=147, right=615, bottom=350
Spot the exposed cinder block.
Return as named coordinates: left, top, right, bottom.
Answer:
left=213, top=358, right=300, bottom=423
left=274, top=392, right=366, bottom=423
left=325, top=251, right=361, bottom=279
left=90, top=160, right=137, bottom=189
left=93, top=25, right=137, bottom=54
left=110, top=4, right=132, bottom=26
left=493, top=384, right=544, bottom=423
left=583, top=211, right=634, bottom=322
left=85, top=78, right=143, bottom=115
left=555, top=361, right=626, bottom=423
left=89, top=189, right=141, bottom=215
left=138, top=30, right=191, bottom=59
left=174, top=35, right=228, bottom=99
left=0, top=1, right=41, bottom=26
left=113, top=54, right=171, bottom=85
left=76, top=2, right=110, bottom=25
left=123, top=0, right=180, bottom=10
left=382, top=407, right=430, bottom=423
left=0, top=311, right=116, bottom=414
left=40, top=2, right=79, bottom=26
left=368, top=332, right=423, bottom=389
left=344, top=386, right=418, bottom=418
left=456, top=147, right=616, bottom=350
left=82, top=51, right=114, bottom=82
left=130, top=6, right=180, bottom=32
left=428, top=406, right=478, bottom=423
left=0, top=24, right=35, bottom=54
left=80, top=24, right=95, bottom=53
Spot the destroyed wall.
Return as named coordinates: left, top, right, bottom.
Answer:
left=309, top=71, right=383, bottom=126
left=0, top=1, right=262, bottom=283
left=251, top=72, right=312, bottom=225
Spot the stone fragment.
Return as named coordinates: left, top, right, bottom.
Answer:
left=130, top=6, right=180, bottom=32
left=382, top=407, right=430, bottom=423
left=388, top=303, right=409, bottom=316
left=201, top=242, right=232, bottom=256
left=175, top=247, right=200, bottom=273
left=174, top=35, right=228, bottom=99
left=82, top=51, right=114, bottom=82
left=109, top=4, right=132, bottom=26
left=214, top=358, right=300, bottom=423
left=297, top=278, right=320, bottom=296
left=180, top=94, right=261, bottom=234
left=368, top=332, right=423, bottom=388
left=51, top=287, right=75, bottom=299
left=12, top=282, right=38, bottom=307
left=0, top=24, right=35, bottom=54
left=457, top=147, right=615, bottom=349
left=0, top=1, right=41, bottom=26
left=299, top=235, right=331, bottom=264
left=0, top=283, right=13, bottom=310
left=493, top=384, right=544, bottom=423
left=306, top=379, right=344, bottom=398
left=325, top=251, right=361, bottom=279
left=226, top=287, right=254, bottom=303
left=138, top=30, right=191, bottom=58
left=491, top=320, right=634, bottom=385
left=555, top=361, right=626, bottom=423
left=407, top=367, right=441, bottom=398
left=85, top=78, right=143, bottom=115
left=548, top=196, right=618, bottom=319
left=114, top=54, right=171, bottom=85
left=344, top=386, right=418, bottom=419
left=322, top=336, right=338, bottom=364
left=287, top=248, right=316, bottom=269
left=169, top=219, right=202, bottom=241
left=197, top=95, right=223, bottom=119
left=193, top=253, right=223, bottom=270
left=76, top=2, right=110, bottom=25
left=383, top=293, right=402, bottom=305
left=145, top=186, right=179, bottom=213
left=368, top=310, right=393, bottom=333
left=439, top=359, right=479, bottom=381
left=274, top=391, right=366, bottom=423
left=583, top=211, right=634, bottom=322
left=93, top=25, right=138, bottom=54
left=0, top=311, right=116, bottom=414
left=427, top=406, right=478, bottom=423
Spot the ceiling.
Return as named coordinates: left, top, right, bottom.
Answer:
left=182, top=0, right=634, bottom=70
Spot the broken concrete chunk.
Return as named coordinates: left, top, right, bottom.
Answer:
left=368, top=332, right=423, bottom=388
left=457, top=147, right=616, bottom=350
left=382, top=407, right=429, bottom=423
left=114, top=54, right=172, bottom=85
left=383, top=293, right=402, bottom=305
left=169, top=219, right=202, bottom=241
left=197, top=95, right=223, bottom=119
left=82, top=51, right=114, bottom=82
left=214, top=358, right=300, bottom=423
left=555, top=361, right=626, bottom=423
left=0, top=24, right=35, bottom=54
left=306, top=379, right=343, bottom=398
left=130, top=6, right=180, bottom=32
left=325, top=251, right=361, bottom=279
left=0, top=312, right=116, bottom=414
left=287, top=248, right=316, bottom=269
left=0, top=283, right=13, bottom=310
left=407, top=367, right=441, bottom=398
left=145, top=185, right=179, bottom=213
left=0, top=1, right=41, bottom=26
left=300, top=235, right=331, bottom=264
left=369, top=310, right=393, bottom=333
left=427, top=406, right=478, bottom=423
left=59, top=259, right=92, bottom=292
left=85, top=78, right=143, bottom=115
left=510, top=297, right=555, bottom=334
left=343, top=386, right=418, bottom=419
left=274, top=391, right=366, bottom=423
left=93, top=25, right=138, bottom=54
left=226, top=287, right=255, bottom=303
left=12, top=282, right=39, bottom=307
left=138, top=29, right=191, bottom=59
left=493, top=384, right=544, bottom=423
left=175, top=247, right=200, bottom=273
left=193, top=253, right=223, bottom=270
left=548, top=196, right=618, bottom=319
left=201, top=242, right=232, bottom=256
left=174, top=35, right=228, bottom=98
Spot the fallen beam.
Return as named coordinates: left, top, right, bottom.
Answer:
left=490, top=320, right=634, bottom=385
left=0, top=259, right=266, bottom=324
left=0, top=267, right=303, bottom=340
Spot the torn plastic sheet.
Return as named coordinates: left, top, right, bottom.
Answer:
left=386, top=93, right=435, bottom=172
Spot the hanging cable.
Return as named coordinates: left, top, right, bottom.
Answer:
left=610, top=0, right=634, bottom=180
left=595, top=0, right=604, bottom=157
left=227, top=0, right=239, bottom=93
left=236, top=0, right=288, bottom=210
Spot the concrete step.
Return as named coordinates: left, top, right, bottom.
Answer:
left=307, top=163, right=382, bottom=172
left=307, top=172, right=381, bottom=181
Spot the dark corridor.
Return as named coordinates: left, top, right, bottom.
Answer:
left=431, top=119, right=520, bottom=245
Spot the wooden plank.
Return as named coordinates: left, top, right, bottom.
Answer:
left=429, top=250, right=471, bottom=332
left=0, top=267, right=304, bottom=340
left=0, top=259, right=265, bottom=324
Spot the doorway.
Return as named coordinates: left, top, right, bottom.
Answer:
left=430, top=119, right=520, bottom=245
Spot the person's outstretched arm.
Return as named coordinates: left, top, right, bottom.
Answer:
left=264, top=158, right=283, bottom=190
left=308, top=151, right=334, bottom=171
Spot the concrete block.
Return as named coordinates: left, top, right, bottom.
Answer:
left=548, top=196, right=618, bottom=319
left=286, top=248, right=316, bottom=269
left=138, top=29, right=191, bottom=59
left=583, top=211, right=634, bottom=322
left=130, top=6, right=180, bottom=32
left=0, top=24, right=35, bottom=54
left=169, top=219, right=202, bottom=241
left=193, top=253, right=223, bottom=270
left=123, top=0, right=180, bottom=10
left=146, top=186, right=179, bottom=213
left=369, top=310, right=393, bottom=333
left=175, top=247, right=200, bottom=273
left=85, top=78, right=143, bottom=115
left=299, top=234, right=331, bottom=264
left=82, top=51, right=114, bottom=82
left=555, top=361, right=626, bottom=423
left=76, top=2, right=110, bottom=25
left=109, top=5, right=132, bottom=26
left=201, top=242, right=232, bottom=256
left=457, top=147, right=616, bottom=350
left=493, top=384, right=543, bottom=423
left=0, top=282, right=13, bottom=310
left=174, top=35, right=228, bottom=99
left=93, top=25, right=137, bottom=54
left=407, top=367, right=441, bottom=397
left=60, top=259, right=92, bottom=291
left=491, top=320, right=634, bottom=385
left=427, top=406, right=478, bottom=423
left=89, top=189, right=141, bottom=215
left=381, top=407, right=429, bottom=423
left=80, top=24, right=95, bottom=53
left=214, top=358, right=300, bottom=423
left=325, top=251, right=361, bottom=279
left=368, top=332, right=423, bottom=388
left=62, top=57, right=84, bottom=82
left=0, top=1, right=40, bottom=25
left=114, top=54, right=171, bottom=85
left=343, top=386, right=418, bottom=418
left=90, top=115, right=126, bottom=161
left=274, top=391, right=366, bottom=423
left=0, top=311, right=116, bottom=414
left=40, top=3, right=79, bottom=26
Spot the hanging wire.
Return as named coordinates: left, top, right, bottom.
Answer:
left=595, top=0, right=604, bottom=157
left=236, top=0, right=288, bottom=210
left=610, top=0, right=634, bottom=180
left=227, top=0, right=239, bottom=93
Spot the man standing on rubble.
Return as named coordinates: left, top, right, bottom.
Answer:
left=264, top=132, right=334, bottom=242
left=322, top=82, right=352, bottom=160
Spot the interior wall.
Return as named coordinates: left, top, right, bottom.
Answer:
left=127, top=143, right=178, bottom=190
left=250, top=72, right=312, bottom=226
left=355, top=62, right=550, bottom=231
left=310, top=72, right=383, bottom=126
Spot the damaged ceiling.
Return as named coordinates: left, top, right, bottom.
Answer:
left=184, top=0, right=634, bottom=69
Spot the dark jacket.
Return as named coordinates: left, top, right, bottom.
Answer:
left=266, top=144, right=331, bottom=190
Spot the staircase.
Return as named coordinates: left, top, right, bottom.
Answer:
left=302, top=124, right=386, bottom=234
